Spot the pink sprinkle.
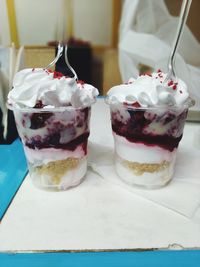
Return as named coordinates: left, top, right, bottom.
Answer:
left=78, top=80, right=85, bottom=88
left=132, top=102, right=141, bottom=108
left=144, top=72, right=152, bottom=77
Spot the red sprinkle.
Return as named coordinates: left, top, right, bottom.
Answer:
left=78, top=80, right=85, bottom=88
left=47, top=69, right=53, bottom=73
left=78, top=80, right=85, bottom=85
left=53, top=71, right=64, bottom=79
left=34, top=100, right=44, bottom=108
left=173, top=85, right=177, bottom=90
left=168, top=80, right=173, bottom=86
left=123, top=101, right=141, bottom=108
left=45, top=69, right=66, bottom=79
left=132, top=101, right=141, bottom=108
left=144, top=72, right=152, bottom=77
left=139, top=73, right=152, bottom=77
left=157, top=69, right=162, bottom=73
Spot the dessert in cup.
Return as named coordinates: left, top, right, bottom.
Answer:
left=7, top=46, right=99, bottom=190
left=106, top=70, right=193, bottom=189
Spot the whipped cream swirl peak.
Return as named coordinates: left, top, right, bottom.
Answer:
left=106, top=70, right=190, bottom=107
left=8, top=68, right=99, bottom=109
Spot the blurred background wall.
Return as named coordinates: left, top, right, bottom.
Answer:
left=0, top=0, right=10, bottom=45
left=0, top=0, right=118, bottom=47
left=1, top=0, right=199, bottom=48
left=165, top=0, right=200, bottom=42
left=0, top=0, right=199, bottom=94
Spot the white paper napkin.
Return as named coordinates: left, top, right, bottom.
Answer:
left=88, top=142, right=200, bottom=220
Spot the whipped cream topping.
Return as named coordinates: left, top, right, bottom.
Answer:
left=8, top=68, right=99, bottom=108
left=107, top=71, right=189, bottom=107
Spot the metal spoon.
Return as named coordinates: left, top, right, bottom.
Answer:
left=164, top=0, right=192, bottom=83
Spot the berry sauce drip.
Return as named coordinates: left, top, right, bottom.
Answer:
left=111, top=109, right=188, bottom=151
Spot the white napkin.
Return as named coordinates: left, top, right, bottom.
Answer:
left=88, top=142, right=200, bottom=220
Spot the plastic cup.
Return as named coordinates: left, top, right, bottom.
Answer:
left=108, top=103, right=190, bottom=189
left=10, top=105, right=91, bottom=190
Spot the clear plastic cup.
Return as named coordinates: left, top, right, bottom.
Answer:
left=10, top=105, right=91, bottom=190
left=108, top=103, right=190, bottom=189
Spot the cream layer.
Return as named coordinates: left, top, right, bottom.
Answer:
left=24, top=145, right=86, bottom=165
left=113, top=133, right=177, bottom=164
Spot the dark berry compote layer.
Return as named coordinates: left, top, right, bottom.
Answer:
left=111, top=106, right=188, bottom=152
left=16, top=106, right=91, bottom=154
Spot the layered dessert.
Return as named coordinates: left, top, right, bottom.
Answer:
left=106, top=70, right=191, bottom=188
left=8, top=68, right=99, bottom=190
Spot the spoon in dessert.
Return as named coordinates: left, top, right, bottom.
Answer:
left=46, top=42, right=63, bottom=69
left=45, top=42, right=78, bottom=82
left=64, top=45, right=78, bottom=81
left=164, top=0, right=192, bottom=84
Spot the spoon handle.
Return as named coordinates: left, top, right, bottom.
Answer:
left=45, top=43, right=78, bottom=81
left=166, top=0, right=192, bottom=81
left=64, top=45, right=78, bottom=81
left=45, top=42, right=63, bottom=69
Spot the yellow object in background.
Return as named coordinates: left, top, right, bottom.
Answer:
left=6, top=0, right=19, bottom=47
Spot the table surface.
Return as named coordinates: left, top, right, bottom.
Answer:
left=0, top=99, right=200, bottom=252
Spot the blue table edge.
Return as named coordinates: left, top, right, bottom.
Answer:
left=0, top=250, right=200, bottom=267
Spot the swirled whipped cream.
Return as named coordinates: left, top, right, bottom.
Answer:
left=107, top=70, right=189, bottom=107
left=8, top=68, right=99, bottom=108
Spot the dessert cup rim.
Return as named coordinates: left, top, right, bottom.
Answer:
left=6, top=100, right=95, bottom=113
left=105, top=96, right=194, bottom=111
